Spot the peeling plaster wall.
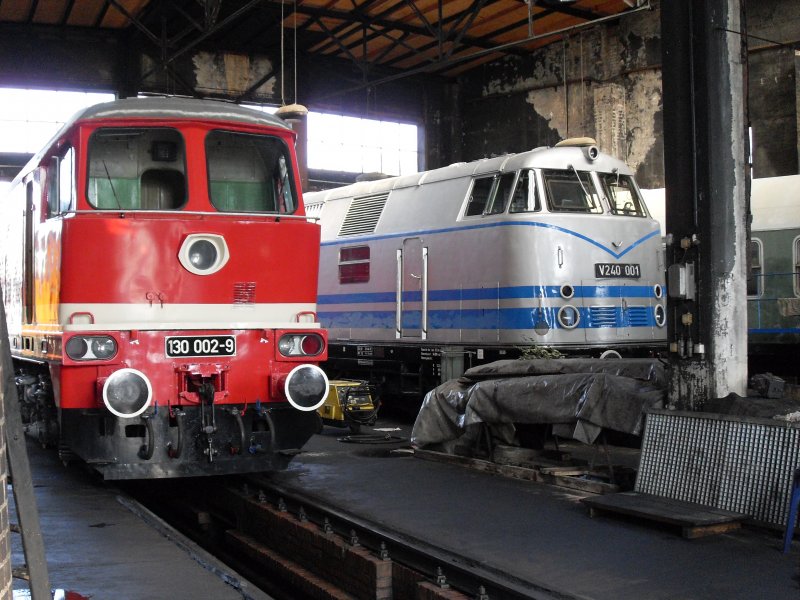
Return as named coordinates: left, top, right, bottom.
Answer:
left=140, top=51, right=281, bottom=102
left=455, top=3, right=665, bottom=187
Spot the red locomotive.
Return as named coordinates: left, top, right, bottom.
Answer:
left=0, top=97, right=329, bottom=479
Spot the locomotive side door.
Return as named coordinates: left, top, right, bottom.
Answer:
left=397, top=237, right=428, bottom=339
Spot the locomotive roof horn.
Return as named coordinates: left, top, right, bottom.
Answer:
left=555, top=137, right=599, bottom=161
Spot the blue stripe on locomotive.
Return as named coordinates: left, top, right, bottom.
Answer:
left=320, top=220, right=661, bottom=260
left=318, top=285, right=658, bottom=305
left=318, top=305, right=660, bottom=330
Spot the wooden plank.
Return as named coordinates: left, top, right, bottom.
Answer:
left=413, top=449, right=618, bottom=494
left=582, top=492, right=746, bottom=538
left=1, top=283, right=52, bottom=599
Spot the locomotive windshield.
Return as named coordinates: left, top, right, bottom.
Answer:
left=87, top=128, right=187, bottom=210
left=542, top=169, right=602, bottom=213
left=598, top=172, right=647, bottom=217
left=206, top=131, right=298, bottom=214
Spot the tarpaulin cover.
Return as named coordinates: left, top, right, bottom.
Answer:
left=411, top=358, right=667, bottom=451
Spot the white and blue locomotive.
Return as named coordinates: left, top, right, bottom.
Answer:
left=306, top=138, right=667, bottom=400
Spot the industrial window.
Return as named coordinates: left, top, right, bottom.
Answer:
left=307, top=112, right=419, bottom=176
left=543, top=169, right=602, bottom=214
left=598, top=172, right=646, bottom=216
left=87, top=128, right=187, bottom=210
left=747, top=238, right=763, bottom=297
left=509, top=170, right=541, bottom=213
left=339, top=246, right=370, bottom=284
left=0, top=88, right=114, bottom=154
left=794, top=237, right=800, bottom=297
left=207, top=130, right=297, bottom=214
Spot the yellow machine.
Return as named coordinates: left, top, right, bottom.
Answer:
left=318, top=380, right=379, bottom=434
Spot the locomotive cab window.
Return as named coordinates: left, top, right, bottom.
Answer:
left=485, top=172, right=517, bottom=215
left=48, top=145, right=75, bottom=216
left=87, top=128, right=187, bottom=210
left=543, top=169, right=602, bottom=214
left=509, top=169, right=541, bottom=213
left=599, top=172, right=646, bottom=217
left=207, top=131, right=298, bottom=214
left=465, top=176, right=495, bottom=216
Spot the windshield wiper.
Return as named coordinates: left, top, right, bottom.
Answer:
left=569, top=164, right=596, bottom=209
left=102, top=160, right=122, bottom=209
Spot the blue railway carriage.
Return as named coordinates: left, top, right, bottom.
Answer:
left=306, top=138, right=667, bottom=401
left=646, top=174, right=800, bottom=378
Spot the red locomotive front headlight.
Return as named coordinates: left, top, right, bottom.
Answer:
left=65, top=335, right=118, bottom=361
left=300, top=334, right=323, bottom=356
left=284, top=364, right=329, bottom=411
left=102, top=368, right=152, bottom=418
left=178, top=234, right=229, bottom=275
left=278, top=333, right=325, bottom=357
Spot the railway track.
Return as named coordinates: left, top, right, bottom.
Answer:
left=126, top=472, right=583, bottom=600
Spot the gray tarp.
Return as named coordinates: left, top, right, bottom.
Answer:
left=411, top=358, right=667, bottom=450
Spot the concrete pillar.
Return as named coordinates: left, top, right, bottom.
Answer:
left=661, top=0, right=749, bottom=408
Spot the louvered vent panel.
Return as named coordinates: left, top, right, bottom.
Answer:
left=338, top=193, right=389, bottom=237
left=233, top=282, right=256, bottom=305
left=627, top=305, right=649, bottom=327
left=590, top=306, right=617, bottom=327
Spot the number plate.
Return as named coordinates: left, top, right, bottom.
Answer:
left=165, top=335, right=236, bottom=358
left=594, top=263, right=641, bottom=279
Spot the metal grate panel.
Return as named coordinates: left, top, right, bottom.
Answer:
left=636, top=410, right=800, bottom=526
left=338, top=192, right=389, bottom=237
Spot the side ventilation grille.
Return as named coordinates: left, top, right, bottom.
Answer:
left=233, top=282, right=256, bottom=305
left=338, top=192, right=389, bottom=237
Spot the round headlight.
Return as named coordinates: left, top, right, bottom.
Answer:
left=178, top=234, right=230, bottom=275
left=91, top=337, right=118, bottom=360
left=655, top=304, right=666, bottom=327
left=65, top=337, right=89, bottom=360
left=102, top=368, right=152, bottom=418
left=285, top=364, right=329, bottom=411
left=278, top=335, right=299, bottom=356
left=557, top=305, right=580, bottom=329
left=189, top=240, right=217, bottom=270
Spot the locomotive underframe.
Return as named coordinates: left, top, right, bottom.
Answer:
left=323, top=341, right=665, bottom=410
left=59, top=404, right=319, bottom=479
left=14, top=359, right=320, bottom=479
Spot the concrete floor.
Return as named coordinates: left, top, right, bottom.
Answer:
left=10, top=439, right=269, bottom=600
left=268, top=418, right=800, bottom=600
left=6, top=416, right=800, bottom=600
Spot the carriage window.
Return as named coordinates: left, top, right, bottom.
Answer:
left=794, top=238, right=800, bottom=297
left=87, top=128, right=186, bottom=210
left=747, top=238, right=763, bottom=297
left=207, top=131, right=298, bottom=213
left=543, top=169, right=602, bottom=213
left=339, top=245, right=370, bottom=284
left=598, top=172, right=646, bottom=216
left=509, top=170, right=541, bottom=213
left=465, top=176, right=495, bottom=216
left=486, top=172, right=517, bottom=215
